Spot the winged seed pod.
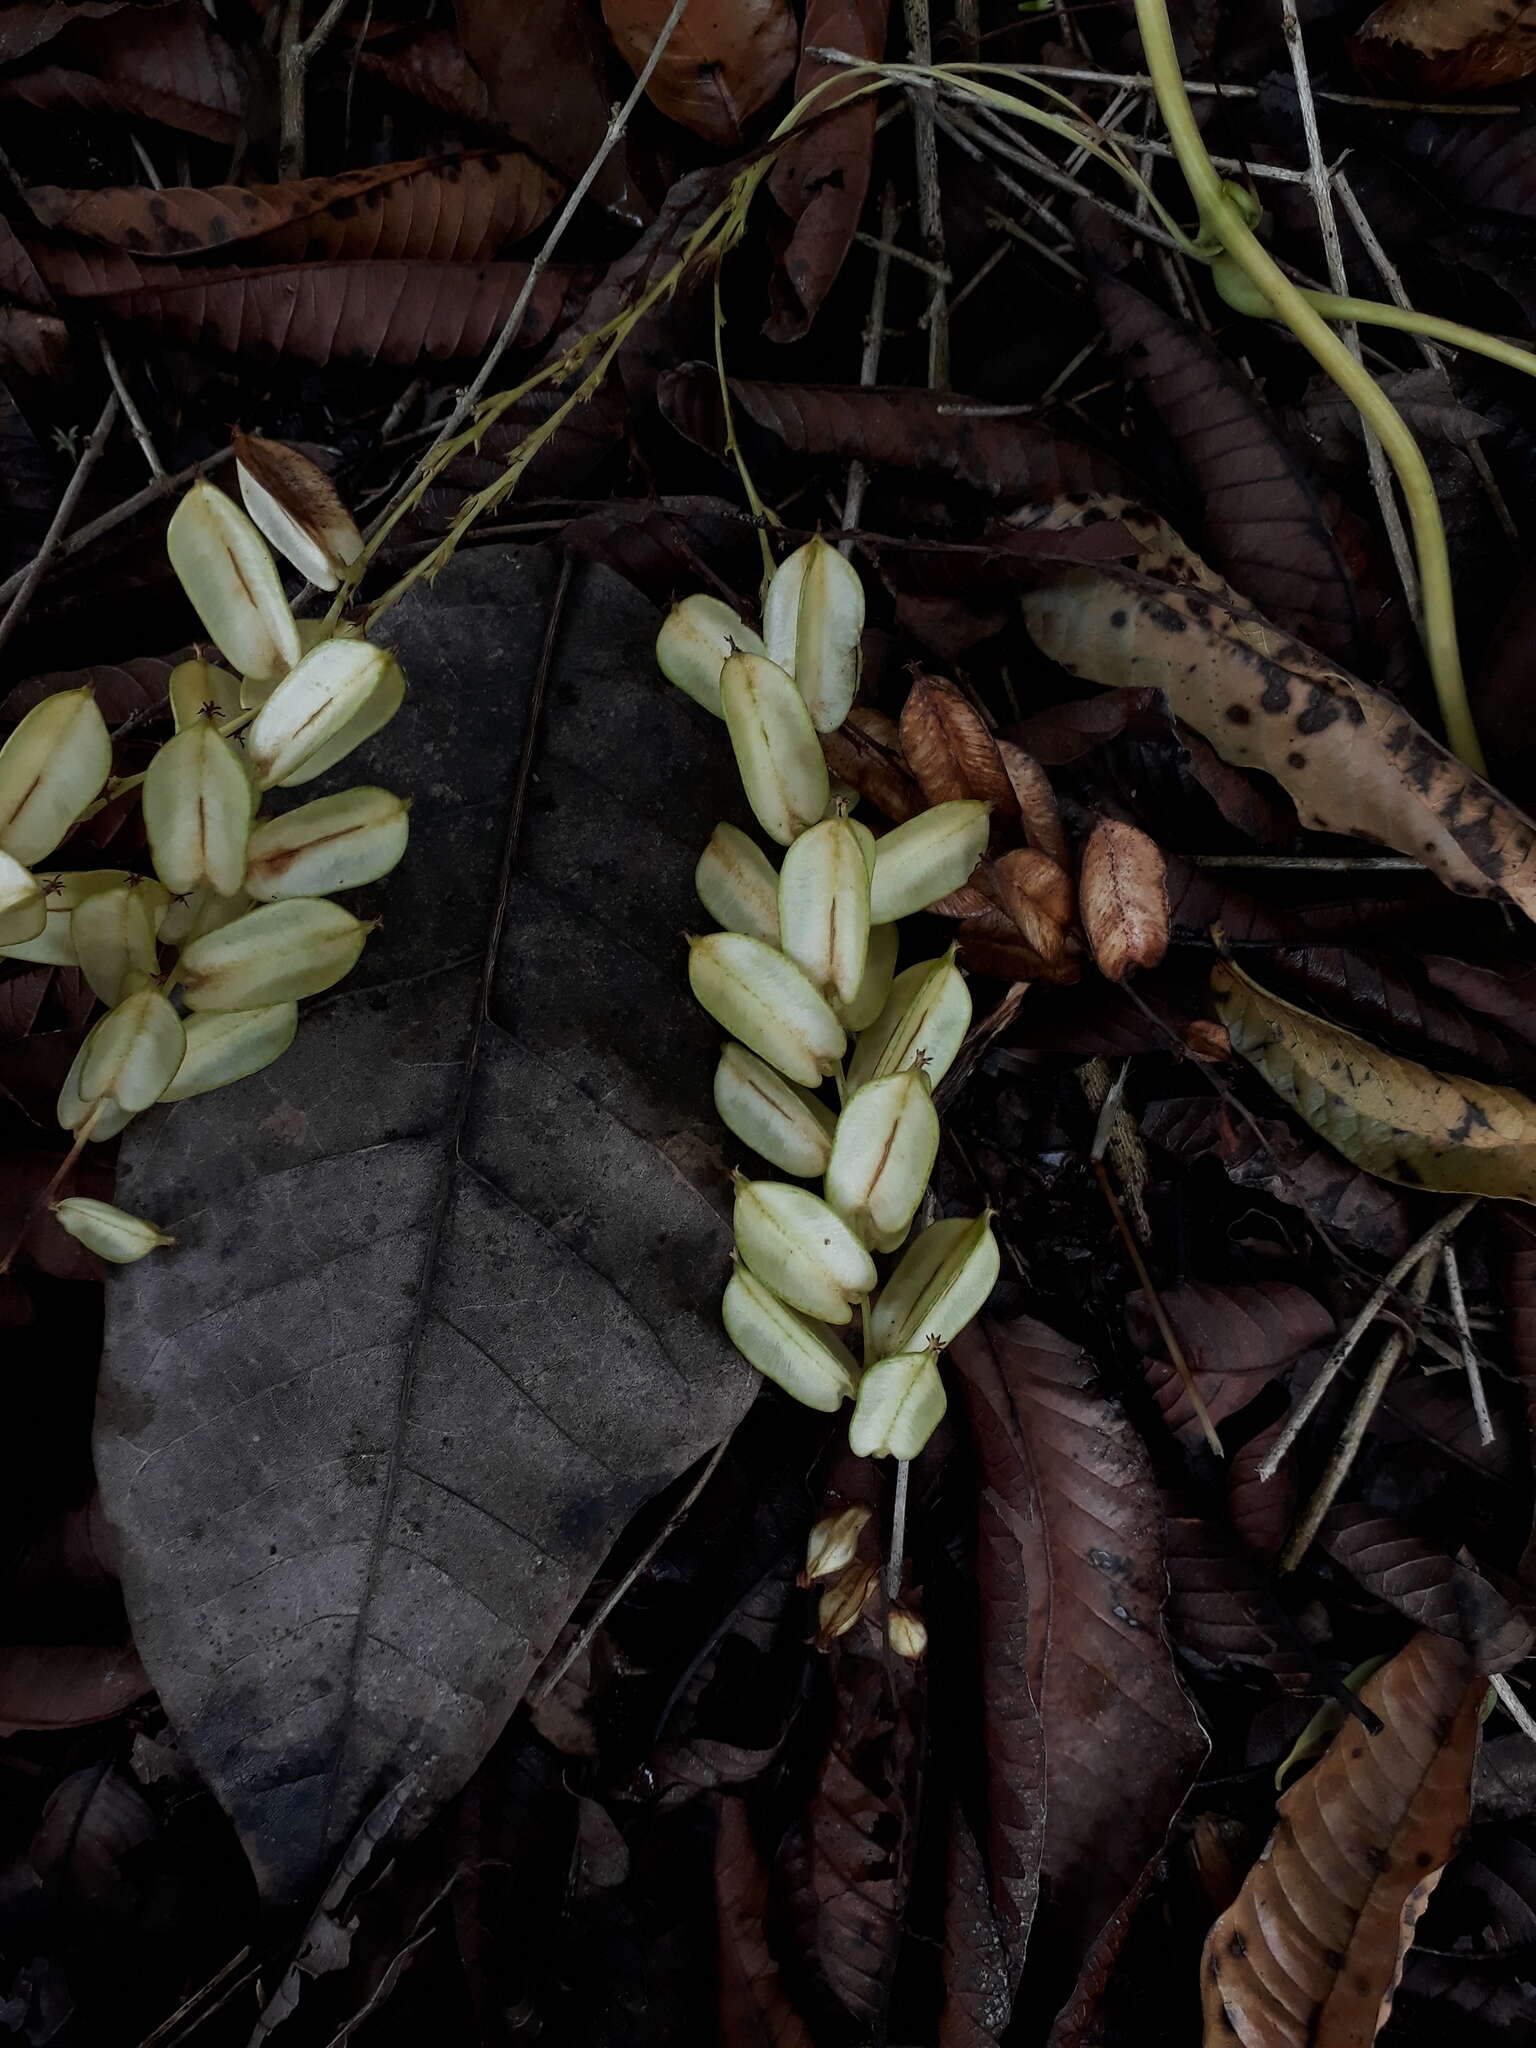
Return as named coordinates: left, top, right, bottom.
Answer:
left=816, top=1562, right=880, bottom=1645
left=870, top=1212, right=999, bottom=1356
left=732, top=1173, right=877, bottom=1324
left=838, top=919, right=897, bottom=1032
left=722, top=1265, right=859, bottom=1410
left=868, top=800, right=990, bottom=924
left=0, top=689, right=113, bottom=866
left=763, top=535, right=865, bottom=733
left=0, top=869, right=134, bottom=966
left=825, top=1070, right=940, bottom=1251
left=178, top=898, right=373, bottom=1010
left=848, top=1345, right=948, bottom=1459
left=167, top=481, right=302, bottom=683
left=244, top=787, right=409, bottom=900
left=157, top=883, right=253, bottom=950
left=688, top=932, right=845, bottom=1088
left=719, top=651, right=829, bottom=846
left=271, top=652, right=404, bottom=788
left=58, top=989, right=186, bottom=1138
left=235, top=430, right=363, bottom=591
left=143, top=720, right=254, bottom=897
left=802, top=1504, right=873, bottom=1583
left=0, top=853, right=45, bottom=949
left=846, top=950, right=971, bottom=1094
left=714, top=1044, right=835, bottom=1177
left=169, top=659, right=243, bottom=732
left=888, top=1607, right=928, bottom=1661
left=247, top=638, right=394, bottom=788
left=656, top=593, right=765, bottom=716
left=52, top=1198, right=175, bottom=1264
left=696, top=823, right=780, bottom=944
left=160, top=1003, right=298, bottom=1101
left=778, top=814, right=870, bottom=1007
left=72, top=879, right=170, bottom=1006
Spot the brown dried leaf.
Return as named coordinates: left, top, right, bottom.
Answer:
left=995, top=739, right=1068, bottom=867
left=0, top=1643, right=149, bottom=1736
left=1127, top=1282, right=1334, bottom=1447
left=361, top=25, right=498, bottom=130
left=1095, top=271, right=1366, bottom=663
left=1214, top=956, right=1536, bottom=1203
left=1354, top=0, right=1536, bottom=91
left=952, top=1317, right=1207, bottom=1996
left=716, top=1797, right=815, bottom=2048
left=766, top=0, right=888, bottom=340
left=1320, top=1504, right=1534, bottom=1672
left=900, top=673, right=1014, bottom=811
left=603, top=0, right=798, bottom=146
left=1202, top=1630, right=1482, bottom=2046
left=821, top=706, right=924, bottom=823
left=1023, top=537, right=1536, bottom=919
left=27, top=152, right=562, bottom=264
left=939, top=1807, right=1011, bottom=2048
left=0, top=0, right=244, bottom=142
left=1163, top=1499, right=1316, bottom=1688
left=1080, top=818, right=1168, bottom=982
left=992, top=848, right=1075, bottom=970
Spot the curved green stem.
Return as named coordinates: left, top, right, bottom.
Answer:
left=1133, top=0, right=1484, bottom=773
left=1301, top=293, right=1536, bottom=383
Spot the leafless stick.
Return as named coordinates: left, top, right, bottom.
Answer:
left=99, top=330, right=164, bottom=479
left=853, top=229, right=951, bottom=282
left=903, top=0, right=950, bottom=386
left=1083, top=1055, right=1153, bottom=1246
left=364, top=0, right=690, bottom=547
left=1189, top=853, right=1422, bottom=870
left=885, top=1456, right=911, bottom=1601
left=995, top=60, right=1520, bottom=115
left=128, top=133, right=163, bottom=190
left=1442, top=1242, right=1495, bottom=1447
left=277, top=0, right=353, bottom=177
left=0, top=446, right=234, bottom=613
left=528, top=1432, right=732, bottom=1706
left=1259, top=1196, right=1480, bottom=1483
left=1280, top=1249, right=1440, bottom=1569
left=1492, top=1673, right=1536, bottom=1745
left=953, top=0, right=980, bottom=58
left=841, top=183, right=899, bottom=541
left=0, top=392, right=119, bottom=661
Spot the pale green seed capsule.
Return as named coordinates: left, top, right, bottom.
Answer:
left=696, top=823, right=780, bottom=944
left=688, top=932, right=845, bottom=1089
left=837, top=920, right=897, bottom=1033
left=763, top=535, right=864, bottom=732
left=0, top=869, right=135, bottom=966
left=870, top=1212, right=999, bottom=1356
left=656, top=594, right=765, bottom=717
left=778, top=815, right=870, bottom=1008
left=825, top=1070, right=940, bottom=1249
left=848, top=1346, right=947, bottom=1459
left=847, top=950, right=972, bottom=1093
left=157, top=883, right=252, bottom=949
left=732, top=1174, right=877, bottom=1325
left=71, top=880, right=170, bottom=1007
left=720, top=652, right=829, bottom=847
left=868, top=800, right=990, bottom=924
left=59, top=988, right=186, bottom=1137
left=169, top=658, right=244, bottom=732
left=52, top=1197, right=175, bottom=1264
left=722, top=1266, right=858, bottom=1412
left=167, top=481, right=302, bottom=683
left=0, top=852, right=45, bottom=949
left=272, top=651, right=405, bottom=787
left=178, top=897, right=372, bottom=1010
left=247, top=639, right=393, bottom=789
left=0, top=689, right=113, bottom=867
left=236, top=433, right=363, bottom=591
left=714, top=1044, right=835, bottom=1178
left=244, top=786, right=409, bottom=901
left=803, top=1504, right=873, bottom=1582
left=144, top=720, right=254, bottom=898
left=159, top=1003, right=298, bottom=1101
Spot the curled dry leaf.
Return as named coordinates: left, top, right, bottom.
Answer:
left=991, top=849, right=1075, bottom=971
left=715, top=1797, right=815, bottom=2048
left=1022, top=521, right=1536, bottom=921
left=602, top=0, right=798, bottom=147
left=0, top=0, right=245, bottom=143
left=996, top=740, right=1068, bottom=868
left=1079, top=818, right=1168, bottom=983
left=1353, top=0, right=1536, bottom=91
left=1213, top=956, right=1536, bottom=1204
left=899, top=674, right=1015, bottom=812
left=1201, top=1630, right=1482, bottom=2046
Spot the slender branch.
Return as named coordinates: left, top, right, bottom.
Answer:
left=885, top=1457, right=911, bottom=1601
left=98, top=330, right=165, bottom=480
left=841, top=183, right=899, bottom=540
left=1442, top=1243, right=1495, bottom=1448
left=0, top=392, right=119, bottom=661
left=903, top=0, right=950, bottom=386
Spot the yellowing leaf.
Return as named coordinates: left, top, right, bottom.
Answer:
left=1213, top=956, right=1536, bottom=1202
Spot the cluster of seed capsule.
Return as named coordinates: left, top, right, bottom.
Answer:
left=0, top=455, right=406, bottom=1263
left=657, top=537, right=999, bottom=1464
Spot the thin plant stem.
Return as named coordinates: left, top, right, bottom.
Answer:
left=1297, top=292, right=1536, bottom=381
left=885, top=1457, right=910, bottom=1601
left=0, top=392, right=119, bottom=661
left=1130, top=0, right=1484, bottom=770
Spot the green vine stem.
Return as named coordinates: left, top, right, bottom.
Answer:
left=1131, top=0, right=1485, bottom=773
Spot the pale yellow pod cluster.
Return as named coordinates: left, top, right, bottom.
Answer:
left=0, top=853, right=45, bottom=949
left=868, top=800, right=989, bottom=924
left=695, top=823, right=780, bottom=944
left=0, top=694, right=115, bottom=953
left=178, top=898, right=373, bottom=1010
left=722, top=1266, right=859, bottom=1412
left=846, top=951, right=971, bottom=1093
left=713, top=1044, right=834, bottom=1178
left=73, top=879, right=169, bottom=1006
left=655, top=594, right=765, bottom=717
left=778, top=815, right=870, bottom=1009
left=60, top=990, right=186, bottom=1140
left=762, top=535, right=865, bottom=733
left=144, top=721, right=254, bottom=897
left=167, top=481, right=302, bottom=683
left=732, top=1174, right=876, bottom=1324
left=689, top=932, right=845, bottom=1089
left=720, top=651, right=829, bottom=847
left=848, top=1346, right=947, bottom=1460
left=826, top=1071, right=940, bottom=1252
left=244, top=787, right=408, bottom=901
left=53, top=1197, right=175, bottom=1264
left=247, top=639, right=393, bottom=789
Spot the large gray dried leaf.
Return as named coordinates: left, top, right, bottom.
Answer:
left=96, top=549, right=752, bottom=1904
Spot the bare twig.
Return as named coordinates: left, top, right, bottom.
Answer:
left=1280, top=1248, right=1440, bottom=1569
left=885, top=1457, right=911, bottom=1601
left=1189, top=853, right=1422, bottom=870
left=997, top=60, right=1521, bottom=116
left=99, top=330, right=165, bottom=480
left=841, top=183, right=900, bottom=541
left=1492, top=1673, right=1536, bottom=1744
left=277, top=0, right=353, bottom=177
left=1442, top=1243, right=1496, bottom=1447
left=903, top=0, right=950, bottom=385
left=1258, top=1196, right=1480, bottom=1483
left=1082, top=1055, right=1154, bottom=1245
left=0, top=392, right=119, bottom=661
